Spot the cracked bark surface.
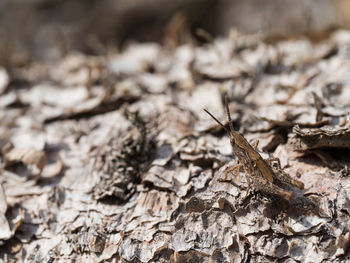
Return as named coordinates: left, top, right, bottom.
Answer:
left=1, top=30, right=350, bottom=262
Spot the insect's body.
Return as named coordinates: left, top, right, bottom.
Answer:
left=204, top=98, right=304, bottom=201
left=229, top=131, right=274, bottom=183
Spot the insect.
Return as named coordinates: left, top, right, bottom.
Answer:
left=204, top=97, right=304, bottom=201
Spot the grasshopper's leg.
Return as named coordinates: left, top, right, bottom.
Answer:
left=275, top=168, right=305, bottom=189
left=267, top=157, right=304, bottom=189
left=253, top=176, right=294, bottom=201
left=243, top=176, right=251, bottom=200
left=242, top=165, right=254, bottom=200
left=252, top=140, right=259, bottom=151
left=224, top=163, right=243, bottom=180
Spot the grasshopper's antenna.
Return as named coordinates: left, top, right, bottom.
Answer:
left=204, top=109, right=230, bottom=134
left=225, top=96, right=235, bottom=133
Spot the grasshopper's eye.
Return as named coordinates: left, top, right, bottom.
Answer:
left=230, top=136, right=235, bottom=145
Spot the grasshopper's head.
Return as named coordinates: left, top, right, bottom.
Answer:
left=229, top=132, right=237, bottom=146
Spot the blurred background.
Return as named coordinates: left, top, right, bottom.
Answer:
left=0, top=0, right=349, bottom=63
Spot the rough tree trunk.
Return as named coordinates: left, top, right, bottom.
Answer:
left=1, top=30, right=350, bottom=262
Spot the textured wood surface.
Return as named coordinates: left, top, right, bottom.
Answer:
left=1, top=30, right=350, bottom=262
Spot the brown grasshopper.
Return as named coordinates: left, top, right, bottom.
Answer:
left=204, top=98, right=304, bottom=201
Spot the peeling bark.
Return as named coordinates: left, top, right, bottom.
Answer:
left=1, top=30, right=350, bottom=262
